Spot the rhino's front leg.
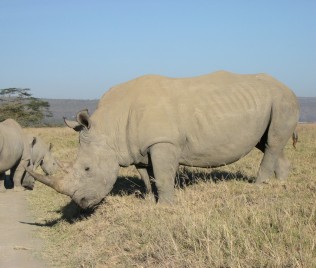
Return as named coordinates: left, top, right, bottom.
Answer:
left=12, top=164, right=26, bottom=191
left=150, top=143, right=180, bottom=204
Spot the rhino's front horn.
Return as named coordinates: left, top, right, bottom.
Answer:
left=25, top=167, right=72, bottom=196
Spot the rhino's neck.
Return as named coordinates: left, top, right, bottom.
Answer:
left=91, top=108, right=133, bottom=167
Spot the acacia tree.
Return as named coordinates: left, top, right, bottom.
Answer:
left=0, top=88, right=52, bottom=126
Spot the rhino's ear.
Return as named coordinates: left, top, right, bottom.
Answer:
left=64, top=118, right=82, bottom=131
left=76, top=109, right=91, bottom=130
left=64, top=109, right=91, bottom=132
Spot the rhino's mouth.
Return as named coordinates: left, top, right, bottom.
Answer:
left=71, top=190, right=105, bottom=210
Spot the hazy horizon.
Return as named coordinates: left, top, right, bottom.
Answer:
left=1, top=1, right=315, bottom=99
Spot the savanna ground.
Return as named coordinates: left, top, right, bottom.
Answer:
left=26, top=124, right=316, bottom=268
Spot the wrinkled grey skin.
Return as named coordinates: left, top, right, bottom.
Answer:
left=0, top=119, right=34, bottom=192
left=22, top=135, right=59, bottom=190
left=26, top=71, right=300, bottom=209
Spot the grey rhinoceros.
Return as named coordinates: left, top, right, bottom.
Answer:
left=0, top=119, right=60, bottom=191
left=26, top=71, right=300, bottom=209
left=22, top=134, right=59, bottom=189
left=0, top=119, right=34, bottom=191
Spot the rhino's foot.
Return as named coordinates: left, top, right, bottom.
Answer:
left=144, top=193, right=156, bottom=203
left=0, top=187, right=6, bottom=193
left=254, top=177, right=270, bottom=184
left=13, top=186, right=25, bottom=192
left=157, top=192, right=175, bottom=204
left=256, top=160, right=275, bottom=184
left=275, top=153, right=290, bottom=181
left=157, top=197, right=177, bottom=207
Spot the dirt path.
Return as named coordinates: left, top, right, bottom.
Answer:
left=0, top=190, right=47, bottom=268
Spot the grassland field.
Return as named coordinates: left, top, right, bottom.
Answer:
left=25, top=124, right=316, bottom=268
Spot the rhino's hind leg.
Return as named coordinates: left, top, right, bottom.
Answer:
left=150, top=143, right=180, bottom=204
left=274, top=151, right=290, bottom=180
left=256, top=148, right=290, bottom=183
left=256, top=100, right=298, bottom=183
left=137, top=167, right=153, bottom=194
left=256, top=149, right=279, bottom=183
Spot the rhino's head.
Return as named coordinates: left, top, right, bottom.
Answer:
left=26, top=110, right=120, bottom=209
left=23, top=138, right=60, bottom=190
left=40, top=143, right=59, bottom=175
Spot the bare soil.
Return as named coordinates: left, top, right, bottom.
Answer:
left=0, top=190, right=47, bottom=268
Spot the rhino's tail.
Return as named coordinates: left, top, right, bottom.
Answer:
left=292, top=131, right=298, bottom=149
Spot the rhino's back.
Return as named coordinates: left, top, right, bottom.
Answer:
left=0, top=119, right=25, bottom=171
left=96, top=71, right=297, bottom=167
left=102, top=70, right=281, bottom=94
left=98, top=71, right=290, bottom=114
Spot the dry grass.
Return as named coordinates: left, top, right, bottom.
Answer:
left=27, top=124, right=316, bottom=268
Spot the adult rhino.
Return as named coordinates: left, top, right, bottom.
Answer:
left=26, top=71, right=300, bottom=209
left=0, top=119, right=34, bottom=191
left=22, top=135, right=59, bottom=189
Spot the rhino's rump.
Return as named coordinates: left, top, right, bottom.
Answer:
left=0, top=122, right=24, bottom=171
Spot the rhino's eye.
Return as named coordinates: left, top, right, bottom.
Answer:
left=85, top=167, right=90, bottom=171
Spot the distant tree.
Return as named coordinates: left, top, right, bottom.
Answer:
left=0, top=88, right=52, bottom=126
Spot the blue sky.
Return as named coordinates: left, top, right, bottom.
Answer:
left=1, top=0, right=315, bottom=99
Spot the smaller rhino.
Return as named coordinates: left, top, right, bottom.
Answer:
left=22, top=135, right=59, bottom=190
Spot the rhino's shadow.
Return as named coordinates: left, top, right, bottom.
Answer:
left=75, top=169, right=253, bottom=218
left=28, top=169, right=254, bottom=226
left=175, top=168, right=255, bottom=188
left=111, top=175, right=148, bottom=196
left=113, top=168, right=254, bottom=196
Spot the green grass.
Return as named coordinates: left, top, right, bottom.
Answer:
left=27, top=124, right=316, bottom=267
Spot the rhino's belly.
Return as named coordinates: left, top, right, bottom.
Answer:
left=180, top=142, right=255, bottom=168
left=179, top=113, right=268, bottom=168
left=0, top=159, right=19, bottom=172
left=0, top=147, right=23, bottom=172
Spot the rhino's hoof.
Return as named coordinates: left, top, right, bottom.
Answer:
left=13, top=186, right=25, bottom=192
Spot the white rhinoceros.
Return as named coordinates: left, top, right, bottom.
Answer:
left=21, top=134, right=59, bottom=189
left=26, top=71, right=300, bottom=209
left=0, top=119, right=34, bottom=191
left=0, top=119, right=60, bottom=191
